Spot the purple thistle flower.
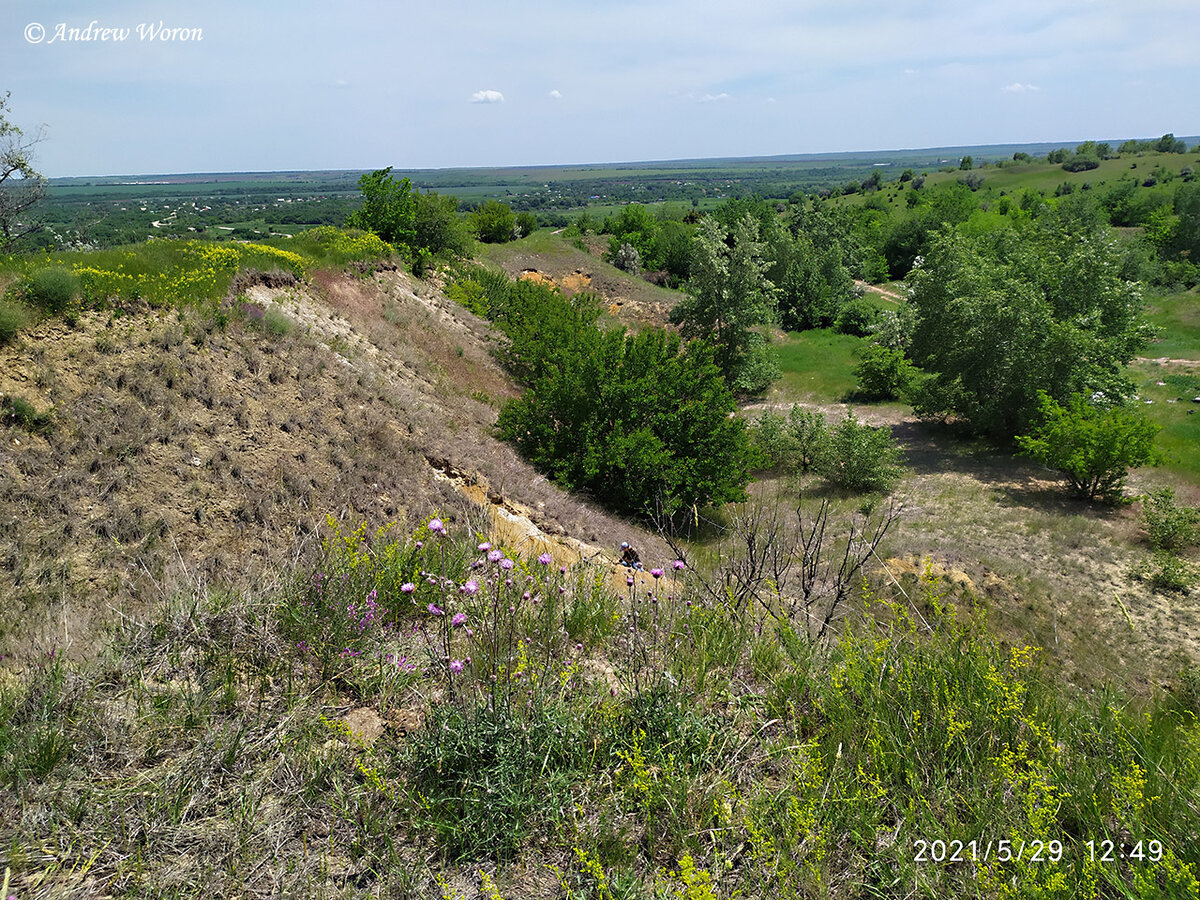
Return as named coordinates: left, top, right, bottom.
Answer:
left=427, top=603, right=444, bottom=616
left=478, top=541, right=491, bottom=552
left=650, top=568, right=664, bottom=579
left=415, top=540, right=424, bottom=549
left=673, top=559, right=685, bottom=570
left=500, top=558, right=514, bottom=570
left=452, top=612, right=468, bottom=627
left=449, top=659, right=464, bottom=673
left=627, top=576, right=635, bottom=586
left=488, top=549, right=503, bottom=563
left=538, top=552, right=553, bottom=566
left=401, top=582, right=416, bottom=593
left=461, top=579, right=479, bottom=595
left=428, top=518, right=445, bottom=534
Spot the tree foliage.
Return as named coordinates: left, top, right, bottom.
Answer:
left=813, top=414, right=904, bottom=494
left=413, top=191, right=472, bottom=257
left=346, top=167, right=414, bottom=247
left=906, top=207, right=1152, bottom=440
left=449, top=269, right=751, bottom=517
left=1016, top=392, right=1159, bottom=502
left=0, top=92, right=46, bottom=250
left=471, top=200, right=517, bottom=243
left=671, top=214, right=778, bottom=394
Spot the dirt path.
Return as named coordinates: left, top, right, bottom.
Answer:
left=1137, top=356, right=1200, bottom=368
left=855, top=280, right=903, bottom=303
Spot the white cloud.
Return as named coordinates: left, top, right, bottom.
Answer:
left=470, top=89, right=505, bottom=104
left=548, top=89, right=563, bottom=99
left=1002, top=82, right=1041, bottom=93
left=696, top=92, right=730, bottom=103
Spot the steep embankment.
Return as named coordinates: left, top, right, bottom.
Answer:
left=0, top=267, right=662, bottom=658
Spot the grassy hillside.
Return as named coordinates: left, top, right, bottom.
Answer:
left=2, top=226, right=1200, bottom=898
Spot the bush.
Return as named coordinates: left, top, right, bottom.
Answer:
left=471, top=200, right=517, bottom=244
left=749, top=406, right=830, bottom=472
left=413, top=191, right=472, bottom=257
left=0, top=297, right=28, bottom=343
left=1142, top=488, right=1200, bottom=552
left=852, top=345, right=919, bottom=401
left=1139, top=551, right=1199, bottom=594
left=452, top=268, right=752, bottom=517
left=813, top=413, right=903, bottom=493
left=24, top=267, right=80, bottom=314
left=788, top=406, right=830, bottom=472
left=834, top=298, right=877, bottom=336
left=1017, top=392, right=1160, bottom=503
left=514, top=211, right=539, bottom=239
left=749, top=411, right=796, bottom=469
left=611, top=241, right=642, bottom=274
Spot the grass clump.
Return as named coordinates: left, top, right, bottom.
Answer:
left=0, top=296, right=28, bottom=343
left=23, top=266, right=80, bottom=314
left=1, top=393, right=52, bottom=433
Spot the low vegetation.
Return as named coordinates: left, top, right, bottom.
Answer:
left=3, top=521, right=1199, bottom=898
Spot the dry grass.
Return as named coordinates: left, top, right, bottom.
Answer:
left=0, top=268, right=667, bottom=661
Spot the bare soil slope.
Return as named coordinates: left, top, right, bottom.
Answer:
left=0, top=269, right=666, bottom=659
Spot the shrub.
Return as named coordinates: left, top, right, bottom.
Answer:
left=611, top=241, right=642, bottom=274
left=749, top=411, right=796, bottom=469
left=346, top=167, right=416, bottom=247
left=1142, top=488, right=1200, bottom=552
left=852, top=345, right=919, bottom=401
left=834, top=298, right=877, bottom=336
left=787, top=406, right=830, bottom=472
left=813, top=413, right=903, bottom=493
left=1017, top=392, right=1160, bottom=503
left=471, top=200, right=517, bottom=243
left=0, top=297, right=27, bottom=343
left=1139, top=551, right=1199, bottom=594
left=514, top=211, right=539, bottom=239
left=24, top=267, right=80, bottom=314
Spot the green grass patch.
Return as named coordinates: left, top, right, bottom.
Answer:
left=774, top=328, right=866, bottom=402
left=1134, top=364, right=1200, bottom=482
left=1144, top=288, right=1200, bottom=361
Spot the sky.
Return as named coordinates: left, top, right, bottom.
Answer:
left=2, top=0, right=1198, bottom=177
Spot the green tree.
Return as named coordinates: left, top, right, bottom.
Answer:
left=471, top=200, right=516, bottom=243
left=497, top=326, right=750, bottom=517
left=413, top=191, right=472, bottom=257
left=514, top=211, right=539, bottom=239
left=906, top=209, right=1152, bottom=440
left=0, top=92, right=46, bottom=250
left=346, top=167, right=414, bottom=247
left=671, top=214, right=778, bottom=394
left=1016, top=392, right=1159, bottom=502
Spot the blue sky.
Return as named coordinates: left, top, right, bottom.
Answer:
left=3, top=0, right=1197, bottom=176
